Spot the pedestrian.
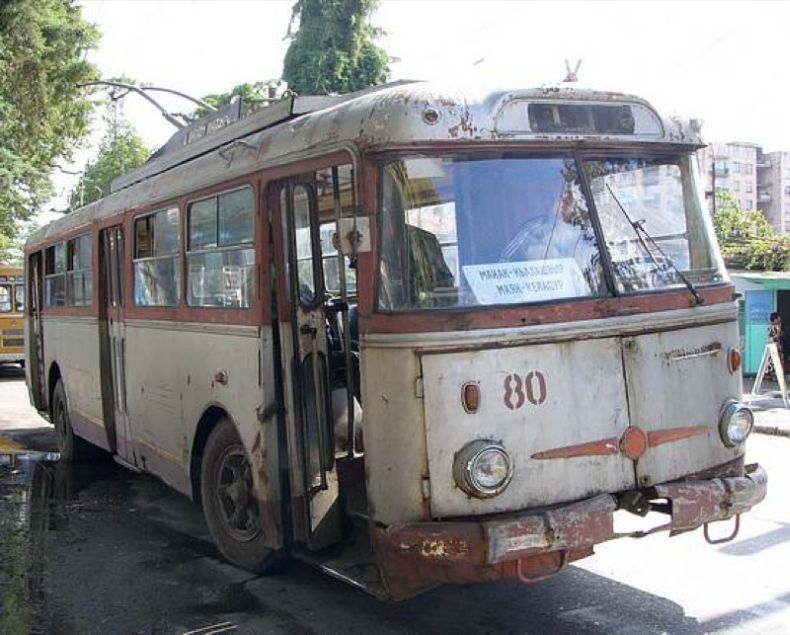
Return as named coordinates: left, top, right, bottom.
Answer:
left=768, top=312, right=788, bottom=377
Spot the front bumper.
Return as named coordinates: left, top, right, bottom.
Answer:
left=376, top=464, right=767, bottom=598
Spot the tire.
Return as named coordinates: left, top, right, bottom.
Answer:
left=200, top=418, right=280, bottom=573
left=51, top=379, right=94, bottom=462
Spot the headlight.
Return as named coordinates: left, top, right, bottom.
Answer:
left=719, top=400, right=754, bottom=447
left=453, top=440, right=514, bottom=498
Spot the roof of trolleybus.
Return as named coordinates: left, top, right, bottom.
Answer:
left=27, top=81, right=705, bottom=249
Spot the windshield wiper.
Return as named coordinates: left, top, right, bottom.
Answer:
left=605, top=184, right=703, bottom=306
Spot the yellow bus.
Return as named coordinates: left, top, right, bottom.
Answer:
left=25, top=80, right=766, bottom=599
left=0, top=263, right=25, bottom=368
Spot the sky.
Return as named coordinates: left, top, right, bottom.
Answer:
left=48, top=0, right=790, bottom=212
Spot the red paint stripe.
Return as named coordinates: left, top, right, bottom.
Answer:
left=647, top=426, right=708, bottom=447
left=531, top=438, right=620, bottom=460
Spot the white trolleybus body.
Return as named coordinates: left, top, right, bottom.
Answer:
left=25, top=81, right=766, bottom=599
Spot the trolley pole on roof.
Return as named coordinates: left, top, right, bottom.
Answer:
left=79, top=80, right=218, bottom=129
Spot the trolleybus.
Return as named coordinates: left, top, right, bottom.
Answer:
left=25, top=79, right=766, bottom=599
left=0, top=263, right=25, bottom=368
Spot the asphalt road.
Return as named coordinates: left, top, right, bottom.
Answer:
left=1, top=366, right=789, bottom=634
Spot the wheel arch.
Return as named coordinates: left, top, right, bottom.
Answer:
left=48, top=361, right=62, bottom=417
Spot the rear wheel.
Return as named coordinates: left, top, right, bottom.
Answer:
left=200, top=418, right=280, bottom=572
left=52, top=379, right=94, bottom=461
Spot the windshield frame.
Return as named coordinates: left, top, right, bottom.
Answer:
left=374, top=146, right=726, bottom=315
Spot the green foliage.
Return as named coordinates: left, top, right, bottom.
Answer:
left=192, top=81, right=280, bottom=119
left=69, top=116, right=150, bottom=208
left=282, top=0, right=390, bottom=95
left=0, top=0, right=99, bottom=250
left=713, top=191, right=790, bottom=271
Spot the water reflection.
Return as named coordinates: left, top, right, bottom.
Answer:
left=0, top=452, right=117, bottom=633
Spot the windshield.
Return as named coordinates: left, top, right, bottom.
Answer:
left=585, top=156, right=723, bottom=293
left=378, top=154, right=724, bottom=311
left=379, top=156, right=607, bottom=310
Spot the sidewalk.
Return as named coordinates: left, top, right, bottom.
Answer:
left=743, top=376, right=790, bottom=437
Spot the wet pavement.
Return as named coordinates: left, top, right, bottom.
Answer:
left=1, top=364, right=789, bottom=633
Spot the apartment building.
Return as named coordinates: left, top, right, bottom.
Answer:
left=756, top=151, right=790, bottom=234
left=696, top=142, right=790, bottom=234
left=696, top=142, right=759, bottom=214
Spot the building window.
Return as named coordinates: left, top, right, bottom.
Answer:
left=731, top=161, right=740, bottom=173
left=134, top=207, right=180, bottom=306
left=743, top=163, right=753, bottom=174
left=66, top=234, right=92, bottom=307
left=746, top=182, right=753, bottom=193
left=187, top=187, right=254, bottom=308
left=745, top=199, right=753, bottom=209
left=44, top=242, right=66, bottom=307
left=784, top=186, right=790, bottom=197
left=732, top=180, right=740, bottom=191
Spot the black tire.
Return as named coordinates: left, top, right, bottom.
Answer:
left=51, top=379, right=94, bottom=462
left=200, top=418, right=280, bottom=572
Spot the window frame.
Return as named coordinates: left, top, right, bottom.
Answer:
left=132, top=206, right=182, bottom=308
left=185, top=185, right=255, bottom=309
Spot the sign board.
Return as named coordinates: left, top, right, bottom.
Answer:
left=463, top=258, right=588, bottom=305
left=745, top=290, right=774, bottom=324
left=751, top=342, right=789, bottom=408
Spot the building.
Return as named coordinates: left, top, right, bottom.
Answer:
left=756, top=151, right=790, bottom=234
left=696, top=142, right=759, bottom=214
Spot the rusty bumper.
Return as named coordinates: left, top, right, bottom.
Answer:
left=376, top=465, right=766, bottom=598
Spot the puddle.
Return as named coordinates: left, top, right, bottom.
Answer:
left=0, top=451, right=121, bottom=633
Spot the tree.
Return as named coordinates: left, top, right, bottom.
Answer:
left=713, top=191, right=790, bottom=271
left=69, top=116, right=150, bottom=208
left=282, top=0, right=389, bottom=95
left=192, top=81, right=281, bottom=119
left=0, top=0, right=99, bottom=253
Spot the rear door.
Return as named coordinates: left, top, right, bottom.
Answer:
left=99, top=226, right=133, bottom=462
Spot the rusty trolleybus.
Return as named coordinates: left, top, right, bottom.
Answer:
left=0, top=264, right=25, bottom=367
left=25, top=80, right=766, bottom=599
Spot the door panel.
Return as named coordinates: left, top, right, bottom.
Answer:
left=99, top=226, right=133, bottom=462
left=275, top=177, right=342, bottom=551
left=28, top=252, right=46, bottom=409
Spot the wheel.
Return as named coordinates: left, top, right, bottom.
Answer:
left=51, top=379, right=94, bottom=461
left=200, top=418, right=280, bottom=572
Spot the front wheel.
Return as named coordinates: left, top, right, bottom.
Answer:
left=200, top=418, right=280, bottom=572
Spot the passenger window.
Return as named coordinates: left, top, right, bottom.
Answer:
left=66, top=234, right=93, bottom=307
left=293, top=184, right=317, bottom=306
left=44, top=242, right=66, bottom=307
left=134, top=207, right=181, bottom=306
left=0, top=285, right=10, bottom=312
left=187, top=187, right=254, bottom=308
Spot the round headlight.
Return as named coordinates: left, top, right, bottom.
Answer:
left=719, top=400, right=754, bottom=447
left=453, top=440, right=514, bottom=498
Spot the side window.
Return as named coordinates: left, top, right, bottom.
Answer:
left=67, top=234, right=93, bottom=307
left=45, top=242, right=66, bottom=307
left=0, top=284, right=10, bottom=312
left=187, top=187, right=254, bottom=308
left=15, top=282, right=25, bottom=313
left=134, top=207, right=180, bottom=306
left=315, top=165, right=357, bottom=295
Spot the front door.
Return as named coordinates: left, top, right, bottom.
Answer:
left=99, top=226, right=133, bottom=462
left=28, top=252, right=46, bottom=409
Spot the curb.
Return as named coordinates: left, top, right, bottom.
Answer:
left=755, top=425, right=790, bottom=438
